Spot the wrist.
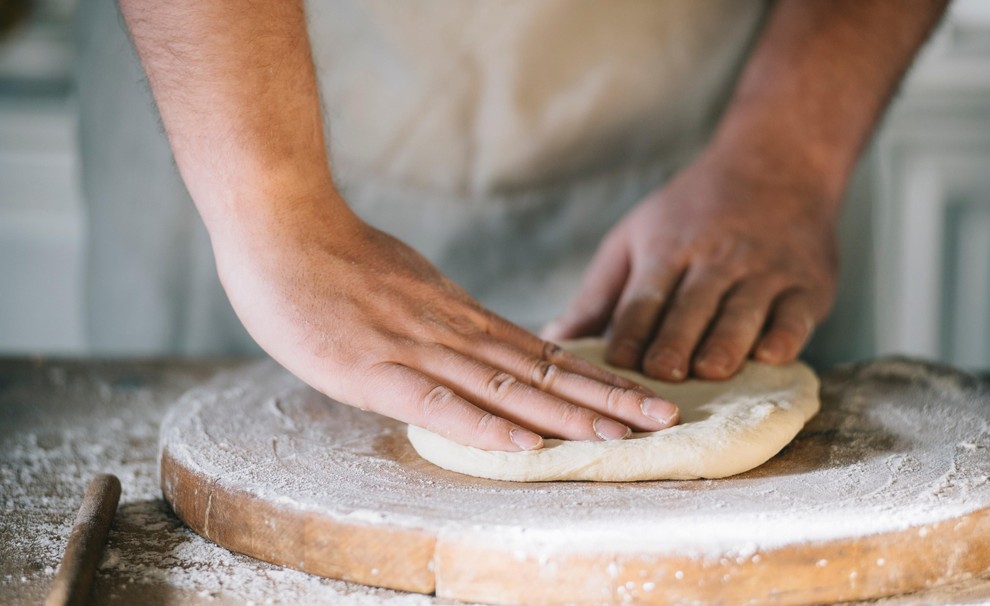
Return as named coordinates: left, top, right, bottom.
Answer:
left=194, top=162, right=346, bottom=235
left=706, top=100, right=851, bottom=217
left=203, top=172, right=360, bottom=270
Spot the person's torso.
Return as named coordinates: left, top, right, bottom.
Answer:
left=309, top=0, right=767, bottom=198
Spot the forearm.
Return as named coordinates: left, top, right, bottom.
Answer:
left=710, top=0, right=949, bottom=211
left=118, top=0, right=341, bottom=240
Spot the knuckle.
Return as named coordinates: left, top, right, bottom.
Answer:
left=472, top=412, right=499, bottom=437
left=530, top=360, right=560, bottom=390
left=483, top=371, right=517, bottom=400
left=417, top=384, right=457, bottom=417
left=762, top=273, right=794, bottom=294
left=722, top=307, right=765, bottom=331
left=739, top=272, right=787, bottom=295
left=603, top=386, right=623, bottom=415
left=447, top=314, right=484, bottom=338
left=667, top=292, right=706, bottom=315
left=555, top=402, right=589, bottom=427
left=722, top=290, right=758, bottom=311
left=603, top=385, right=635, bottom=416
left=693, top=256, right=736, bottom=281
left=541, top=341, right=564, bottom=362
left=632, top=287, right=667, bottom=305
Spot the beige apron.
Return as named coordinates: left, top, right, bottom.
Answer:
left=76, top=0, right=767, bottom=354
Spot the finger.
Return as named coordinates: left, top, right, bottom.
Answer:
left=361, top=362, right=544, bottom=452
left=755, top=290, right=817, bottom=365
left=692, top=278, right=783, bottom=380
left=541, top=234, right=629, bottom=340
left=489, top=317, right=651, bottom=393
left=479, top=316, right=680, bottom=429
left=604, top=262, right=686, bottom=369
left=462, top=337, right=679, bottom=432
left=642, top=265, right=735, bottom=381
left=413, top=346, right=635, bottom=441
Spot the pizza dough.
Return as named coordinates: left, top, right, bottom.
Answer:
left=406, top=338, right=820, bottom=482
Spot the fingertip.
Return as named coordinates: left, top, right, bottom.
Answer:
left=509, top=427, right=544, bottom=451
left=755, top=337, right=794, bottom=365
left=693, top=349, right=740, bottom=380
left=641, top=397, right=679, bottom=428
left=642, top=348, right=686, bottom=382
left=593, top=417, right=631, bottom=441
left=604, top=337, right=642, bottom=370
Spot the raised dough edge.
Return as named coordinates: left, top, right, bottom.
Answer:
left=407, top=339, right=820, bottom=482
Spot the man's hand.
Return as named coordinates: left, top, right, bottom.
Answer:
left=546, top=0, right=948, bottom=380
left=543, top=149, right=838, bottom=381
left=118, top=0, right=679, bottom=452
left=214, top=192, right=680, bottom=451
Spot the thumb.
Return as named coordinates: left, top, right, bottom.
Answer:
left=541, top=234, right=629, bottom=341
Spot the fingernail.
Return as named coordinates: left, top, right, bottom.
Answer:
left=648, top=350, right=684, bottom=381
left=510, top=428, right=544, bottom=451
left=698, top=350, right=730, bottom=374
left=651, top=351, right=684, bottom=380
left=641, top=398, right=679, bottom=426
left=593, top=418, right=631, bottom=441
left=758, top=341, right=785, bottom=362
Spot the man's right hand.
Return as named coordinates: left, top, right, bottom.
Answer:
left=212, top=189, right=680, bottom=451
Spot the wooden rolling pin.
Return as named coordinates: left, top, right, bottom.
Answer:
left=45, top=474, right=121, bottom=606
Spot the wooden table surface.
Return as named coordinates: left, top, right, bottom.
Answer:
left=2, top=356, right=990, bottom=606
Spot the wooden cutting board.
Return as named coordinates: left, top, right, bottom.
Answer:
left=159, top=357, right=990, bottom=605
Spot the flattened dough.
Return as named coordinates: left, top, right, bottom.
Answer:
left=407, top=338, right=820, bottom=482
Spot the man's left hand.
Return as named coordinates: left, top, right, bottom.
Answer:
left=542, top=148, right=839, bottom=381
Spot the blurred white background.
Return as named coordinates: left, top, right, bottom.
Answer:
left=0, top=0, right=988, bottom=371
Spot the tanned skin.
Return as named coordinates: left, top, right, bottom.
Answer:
left=118, top=0, right=946, bottom=451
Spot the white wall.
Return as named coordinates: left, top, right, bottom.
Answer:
left=0, top=99, right=85, bottom=354
left=873, top=2, right=990, bottom=371
left=0, top=2, right=85, bottom=355
left=0, top=2, right=988, bottom=368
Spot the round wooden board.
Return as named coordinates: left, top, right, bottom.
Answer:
left=159, top=358, right=990, bottom=605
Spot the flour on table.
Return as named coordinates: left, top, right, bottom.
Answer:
left=407, top=338, right=820, bottom=482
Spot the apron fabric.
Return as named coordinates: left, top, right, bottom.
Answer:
left=75, top=0, right=767, bottom=355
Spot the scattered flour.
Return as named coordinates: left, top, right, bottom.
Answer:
left=4, top=356, right=990, bottom=605
left=161, top=357, right=990, bottom=557
left=0, top=360, right=435, bottom=606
